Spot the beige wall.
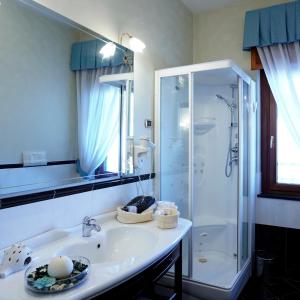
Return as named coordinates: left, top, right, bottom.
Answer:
left=193, top=0, right=293, bottom=77
left=0, top=0, right=193, bottom=248
left=34, top=0, right=193, bottom=143
left=0, top=0, right=78, bottom=164
left=192, top=0, right=300, bottom=229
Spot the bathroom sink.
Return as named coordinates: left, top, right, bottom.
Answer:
left=0, top=212, right=192, bottom=300
left=58, top=227, right=158, bottom=264
left=58, top=238, right=106, bottom=264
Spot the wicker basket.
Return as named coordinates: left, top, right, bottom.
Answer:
left=116, top=207, right=154, bottom=224
left=156, top=209, right=180, bottom=229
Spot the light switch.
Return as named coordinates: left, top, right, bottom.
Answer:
left=144, top=119, right=152, bottom=128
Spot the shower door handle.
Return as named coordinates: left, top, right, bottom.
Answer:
left=270, top=136, right=274, bottom=149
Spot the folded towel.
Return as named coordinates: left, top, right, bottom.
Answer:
left=122, top=195, right=155, bottom=214
left=156, top=201, right=179, bottom=217
left=117, top=206, right=154, bottom=224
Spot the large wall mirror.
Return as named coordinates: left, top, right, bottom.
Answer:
left=0, top=0, right=134, bottom=201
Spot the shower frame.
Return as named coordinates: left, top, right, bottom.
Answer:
left=154, top=60, right=256, bottom=299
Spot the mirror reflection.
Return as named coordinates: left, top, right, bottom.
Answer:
left=0, top=0, right=134, bottom=197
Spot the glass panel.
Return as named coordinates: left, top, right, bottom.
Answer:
left=121, top=80, right=134, bottom=175
left=240, top=80, right=249, bottom=268
left=160, top=74, right=189, bottom=276
left=192, top=68, right=239, bottom=288
left=277, top=108, right=300, bottom=184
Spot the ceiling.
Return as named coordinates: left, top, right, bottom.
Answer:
left=181, top=0, right=242, bottom=13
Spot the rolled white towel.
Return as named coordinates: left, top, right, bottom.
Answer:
left=157, top=201, right=178, bottom=210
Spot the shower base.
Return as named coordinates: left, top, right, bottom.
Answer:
left=192, top=250, right=237, bottom=288
left=160, top=259, right=250, bottom=300
left=191, top=222, right=238, bottom=289
left=182, top=223, right=250, bottom=300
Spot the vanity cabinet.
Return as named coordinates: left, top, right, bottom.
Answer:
left=91, top=241, right=182, bottom=300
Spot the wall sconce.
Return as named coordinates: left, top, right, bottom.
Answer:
left=119, top=33, right=146, bottom=53
left=99, top=42, right=116, bottom=59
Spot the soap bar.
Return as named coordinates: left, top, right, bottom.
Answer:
left=47, top=256, right=73, bottom=279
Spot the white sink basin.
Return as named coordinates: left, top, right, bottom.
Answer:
left=0, top=212, right=192, bottom=300
left=58, top=227, right=158, bottom=264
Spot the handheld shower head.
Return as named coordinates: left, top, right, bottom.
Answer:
left=216, top=94, right=236, bottom=110
left=216, top=94, right=227, bottom=101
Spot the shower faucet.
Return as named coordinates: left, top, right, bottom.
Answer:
left=231, top=145, right=238, bottom=153
left=231, top=144, right=239, bottom=162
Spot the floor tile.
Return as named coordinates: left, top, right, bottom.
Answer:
left=238, top=277, right=274, bottom=300
left=265, top=277, right=297, bottom=297
left=182, top=293, right=202, bottom=300
left=238, top=276, right=300, bottom=300
left=281, top=292, right=300, bottom=300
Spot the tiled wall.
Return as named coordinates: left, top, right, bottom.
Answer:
left=0, top=181, right=150, bottom=250
left=256, top=197, right=300, bottom=229
left=0, top=164, right=78, bottom=195
left=256, top=224, right=300, bottom=277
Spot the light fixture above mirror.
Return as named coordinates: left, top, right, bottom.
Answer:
left=99, top=42, right=116, bottom=59
left=119, top=33, right=146, bottom=53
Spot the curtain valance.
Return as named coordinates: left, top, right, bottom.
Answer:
left=243, top=1, right=300, bottom=50
left=71, top=39, right=132, bottom=71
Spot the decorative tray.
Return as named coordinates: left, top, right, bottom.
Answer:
left=25, top=256, right=90, bottom=294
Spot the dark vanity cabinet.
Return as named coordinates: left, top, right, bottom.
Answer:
left=91, top=241, right=182, bottom=300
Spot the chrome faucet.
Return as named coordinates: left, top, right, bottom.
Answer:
left=82, top=216, right=101, bottom=237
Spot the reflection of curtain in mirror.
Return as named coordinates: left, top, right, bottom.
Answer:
left=76, top=69, right=120, bottom=176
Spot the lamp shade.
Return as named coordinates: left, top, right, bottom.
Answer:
left=129, top=37, right=146, bottom=53
left=100, top=42, right=116, bottom=59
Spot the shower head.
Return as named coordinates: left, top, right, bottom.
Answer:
left=216, top=94, right=227, bottom=101
left=216, top=94, right=236, bottom=110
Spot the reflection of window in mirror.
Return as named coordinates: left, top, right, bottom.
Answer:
left=73, top=43, right=134, bottom=180
left=76, top=73, right=134, bottom=180
left=98, top=73, right=134, bottom=177
left=95, top=83, right=121, bottom=177
left=104, top=79, right=133, bottom=174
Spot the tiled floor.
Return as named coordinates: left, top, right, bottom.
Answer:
left=238, top=276, right=300, bottom=300
left=182, top=293, right=202, bottom=300
left=181, top=276, right=300, bottom=300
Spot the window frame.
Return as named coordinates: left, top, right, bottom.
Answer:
left=260, top=70, right=300, bottom=198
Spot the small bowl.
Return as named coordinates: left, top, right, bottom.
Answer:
left=25, top=256, right=90, bottom=294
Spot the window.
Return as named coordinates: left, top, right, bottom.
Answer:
left=261, top=70, right=300, bottom=197
left=97, top=77, right=134, bottom=177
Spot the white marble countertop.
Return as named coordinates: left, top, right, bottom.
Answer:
left=0, top=212, right=192, bottom=300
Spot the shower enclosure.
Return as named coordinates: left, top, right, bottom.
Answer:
left=155, top=60, right=256, bottom=300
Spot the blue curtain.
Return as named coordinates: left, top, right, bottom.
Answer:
left=243, top=0, right=300, bottom=50
left=71, top=39, right=133, bottom=71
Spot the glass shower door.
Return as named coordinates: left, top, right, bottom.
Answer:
left=156, top=61, right=254, bottom=296
left=238, top=80, right=250, bottom=269
left=191, top=69, right=239, bottom=289
left=159, top=74, right=190, bottom=276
